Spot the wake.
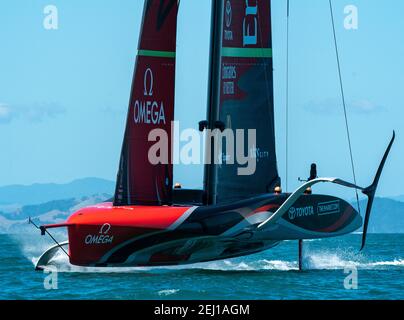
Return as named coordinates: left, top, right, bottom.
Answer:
left=28, top=250, right=404, bottom=273
left=302, top=249, right=404, bottom=270
left=14, top=233, right=404, bottom=273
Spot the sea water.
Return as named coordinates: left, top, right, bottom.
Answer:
left=0, top=233, right=403, bottom=300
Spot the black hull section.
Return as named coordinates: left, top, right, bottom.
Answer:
left=97, top=193, right=361, bottom=267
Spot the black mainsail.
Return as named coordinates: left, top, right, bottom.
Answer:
left=205, top=0, right=280, bottom=204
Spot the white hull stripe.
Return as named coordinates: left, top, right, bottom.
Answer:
left=167, top=206, right=198, bottom=231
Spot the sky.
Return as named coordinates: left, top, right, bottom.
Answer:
left=1, top=0, right=403, bottom=200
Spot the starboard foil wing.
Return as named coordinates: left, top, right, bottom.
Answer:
left=259, top=132, right=395, bottom=251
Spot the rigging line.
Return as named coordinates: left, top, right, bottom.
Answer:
left=44, top=229, right=70, bottom=258
left=285, top=0, right=290, bottom=192
left=328, top=0, right=360, bottom=213
left=29, top=218, right=70, bottom=258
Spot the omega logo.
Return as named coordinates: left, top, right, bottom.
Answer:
left=144, top=68, right=154, bottom=97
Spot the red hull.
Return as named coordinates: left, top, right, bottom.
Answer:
left=65, top=203, right=191, bottom=266
left=39, top=193, right=362, bottom=268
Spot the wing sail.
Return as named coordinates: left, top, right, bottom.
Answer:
left=205, top=0, right=280, bottom=204
left=114, top=0, right=179, bottom=206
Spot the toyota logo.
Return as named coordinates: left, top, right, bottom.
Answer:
left=288, top=207, right=296, bottom=220
left=225, top=0, right=232, bottom=28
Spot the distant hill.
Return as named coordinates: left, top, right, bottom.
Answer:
left=0, top=178, right=115, bottom=205
left=0, top=193, right=112, bottom=233
left=390, top=195, right=404, bottom=203
left=0, top=176, right=402, bottom=234
left=357, top=198, right=404, bottom=233
left=0, top=197, right=403, bottom=234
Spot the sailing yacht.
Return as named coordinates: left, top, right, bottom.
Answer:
left=34, top=0, right=394, bottom=270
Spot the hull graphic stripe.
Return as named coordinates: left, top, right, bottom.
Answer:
left=168, top=206, right=198, bottom=230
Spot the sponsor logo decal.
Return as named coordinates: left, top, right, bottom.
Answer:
left=222, top=65, right=237, bottom=80
left=249, top=145, right=270, bottom=162
left=224, top=0, right=233, bottom=41
left=85, top=223, right=114, bottom=245
left=134, top=68, right=166, bottom=125
left=317, top=200, right=340, bottom=216
left=144, top=68, right=153, bottom=96
left=225, top=0, right=232, bottom=28
left=222, top=64, right=236, bottom=95
left=243, top=0, right=258, bottom=46
left=288, top=206, right=315, bottom=220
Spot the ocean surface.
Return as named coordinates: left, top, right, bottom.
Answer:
left=0, top=233, right=403, bottom=300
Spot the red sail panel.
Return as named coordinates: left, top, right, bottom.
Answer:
left=216, top=0, right=280, bottom=203
left=114, top=0, right=178, bottom=206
